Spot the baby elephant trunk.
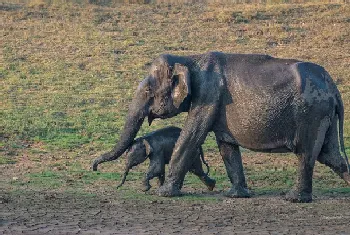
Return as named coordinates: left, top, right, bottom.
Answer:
left=116, top=168, right=130, bottom=189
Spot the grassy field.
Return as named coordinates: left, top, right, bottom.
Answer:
left=1, top=1, right=350, bottom=199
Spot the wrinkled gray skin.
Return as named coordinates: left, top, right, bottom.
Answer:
left=92, top=52, right=350, bottom=203
left=116, top=126, right=216, bottom=192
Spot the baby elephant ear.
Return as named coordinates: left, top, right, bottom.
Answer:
left=142, top=139, right=153, bottom=156
left=171, top=63, right=191, bottom=109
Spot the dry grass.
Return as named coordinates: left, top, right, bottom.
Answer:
left=1, top=1, right=350, bottom=197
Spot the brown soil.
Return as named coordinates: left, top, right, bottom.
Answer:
left=1, top=191, right=350, bottom=235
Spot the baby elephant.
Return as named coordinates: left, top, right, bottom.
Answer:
left=117, top=126, right=216, bottom=192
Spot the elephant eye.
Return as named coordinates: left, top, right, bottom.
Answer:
left=145, top=87, right=154, bottom=98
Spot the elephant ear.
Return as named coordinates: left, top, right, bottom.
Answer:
left=142, top=139, right=153, bottom=156
left=171, top=63, right=191, bottom=109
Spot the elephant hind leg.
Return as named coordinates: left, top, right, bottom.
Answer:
left=317, top=117, right=350, bottom=185
left=287, top=116, right=330, bottom=203
left=286, top=152, right=315, bottom=203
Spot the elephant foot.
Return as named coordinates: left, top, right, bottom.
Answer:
left=224, top=186, right=250, bottom=198
left=200, top=176, right=216, bottom=191
left=142, top=182, right=151, bottom=192
left=158, top=183, right=182, bottom=197
left=285, top=190, right=312, bottom=203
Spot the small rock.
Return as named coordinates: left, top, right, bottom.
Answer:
left=100, top=199, right=110, bottom=203
left=0, top=197, right=9, bottom=204
left=223, top=199, right=234, bottom=204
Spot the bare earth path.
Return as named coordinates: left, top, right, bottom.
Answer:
left=1, top=191, right=350, bottom=235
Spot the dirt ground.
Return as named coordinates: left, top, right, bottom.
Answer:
left=1, top=190, right=350, bottom=235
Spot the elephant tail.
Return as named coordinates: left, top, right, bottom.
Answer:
left=336, top=93, right=350, bottom=174
left=199, top=147, right=210, bottom=175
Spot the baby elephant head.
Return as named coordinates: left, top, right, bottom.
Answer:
left=116, top=139, right=153, bottom=189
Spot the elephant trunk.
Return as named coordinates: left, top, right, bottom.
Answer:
left=92, top=88, right=149, bottom=171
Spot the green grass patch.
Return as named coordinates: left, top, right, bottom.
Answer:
left=40, top=133, right=91, bottom=150
left=246, top=167, right=296, bottom=188
left=0, top=156, right=17, bottom=164
left=316, top=187, right=350, bottom=195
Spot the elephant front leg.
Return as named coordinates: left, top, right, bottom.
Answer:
left=157, top=147, right=197, bottom=197
left=142, top=172, right=153, bottom=192
left=217, top=141, right=250, bottom=198
left=142, top=165, right=157, bottom=192
left=143, top=160, right=164, bottom=192
left=158, top=105, right=217, bottom=197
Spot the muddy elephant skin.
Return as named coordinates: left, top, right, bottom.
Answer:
left=92, top=51, right=350, bottom=203
left=116, top=126, right=216, bottom=192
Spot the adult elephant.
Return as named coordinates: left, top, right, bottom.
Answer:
left=92, top=52, right=350, bottom=203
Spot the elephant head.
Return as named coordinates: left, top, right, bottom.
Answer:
left=92, top=55, right=192, bottom=171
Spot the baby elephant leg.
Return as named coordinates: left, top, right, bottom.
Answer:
left=157, top=174, right=165, bottom=186
left=143, top=160, right=164, bottom=192
left=190, top=154, right=216, bottom=191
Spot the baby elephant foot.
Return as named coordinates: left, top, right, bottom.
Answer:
left=285, top=190, right=312, bottom=203
left=158, top=183, right=182, bottom=197
left=341, top=172, right=350, bottom=185
left=224, top=186, right=250, bottom=198
left=200, top=175, right=216, bottom=191
left=142, top=182, right=152, bottom=192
